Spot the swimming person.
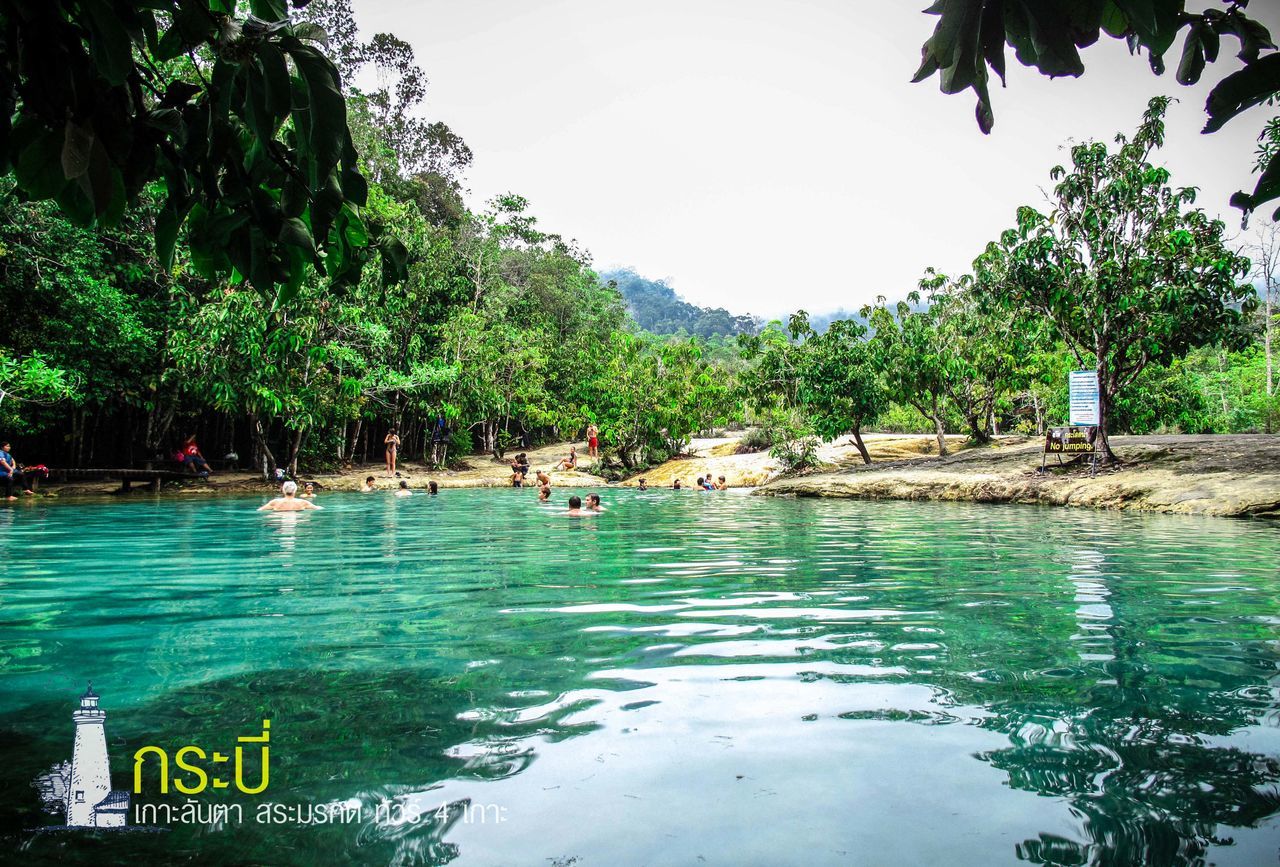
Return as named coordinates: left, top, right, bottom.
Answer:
left=395, top=480, right=412, bottom=497
left=259, top=481, right=321, bottom=511
left=637, top=478, right=648, bottom=491
left=301, top=482, right=317, bottom=498
left=716, top=475, right=728, bottom=490
left=429, top=481, right=439, bottom=495
left=672, top=479, right=682, bottom=490
left=385, top=427, right=401, bottom=476
left=361, top=476, right=377, bottom=492
left=538, top=484, right=551, bottom=502
left=696, top=477, right=707, bottom=490
left=565, top=494, right=592, bottom=516
left=586, top=493, right=605, bottom=512
left=701, top=477, right=716, bottom=491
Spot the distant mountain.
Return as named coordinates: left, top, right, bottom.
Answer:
left=601, top=268, right=761, bottom=338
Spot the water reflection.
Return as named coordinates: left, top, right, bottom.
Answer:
left=0, top=493, right=1278, bottom=865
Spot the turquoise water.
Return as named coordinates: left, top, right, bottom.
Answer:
left=2, top=489, right=1279, bottom=865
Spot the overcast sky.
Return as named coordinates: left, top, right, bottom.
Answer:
left=351, top=0, right=1280, bottom=318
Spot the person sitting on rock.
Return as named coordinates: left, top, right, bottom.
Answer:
left=554, top=447, right=578, bottom=472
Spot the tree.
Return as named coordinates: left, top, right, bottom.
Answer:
left=0, top=0, right=399, bottom=301
left=865, top=295, right=956, bottom=457
left=793, top=316, right=887, bottom=465
left=911, top=0, right=1280, bottom=220
left=973, top=98, right=1254, bottom=461
left=1244, top=219, right=1278, bottom=430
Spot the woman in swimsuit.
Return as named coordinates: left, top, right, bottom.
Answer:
left=385, top=427, right=401, bottom=476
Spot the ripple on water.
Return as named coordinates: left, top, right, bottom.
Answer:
left=2, top=492, right=1280, bottom=866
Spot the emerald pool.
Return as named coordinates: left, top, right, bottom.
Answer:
left=2, top=490, right=1279, bottom=865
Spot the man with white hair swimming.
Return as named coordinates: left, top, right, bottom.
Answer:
left=259, top=480, right=322, bottom=511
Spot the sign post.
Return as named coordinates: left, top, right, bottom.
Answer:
left=1042, top=371, right=1101, bottom=475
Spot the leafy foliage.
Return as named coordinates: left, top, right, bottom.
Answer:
left=973, top=98, right=1254, bottom=459
left=0, top=0, right=393, bottom=303
left=912, top=0, right=1280, bottom=219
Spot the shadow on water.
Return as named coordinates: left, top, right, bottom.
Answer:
left=0, top=666, right=603, bottom=865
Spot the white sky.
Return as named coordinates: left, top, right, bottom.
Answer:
left=351, top=0, right=1280, bottom=318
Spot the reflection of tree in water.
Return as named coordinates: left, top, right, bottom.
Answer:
left=1, top=667, right=600, bottom=867
left=978, top=704, right=1280, bottom=865
left=968, top=563, right=1280, bottom=867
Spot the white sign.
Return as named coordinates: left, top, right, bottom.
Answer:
left=1069, top=370, right=1099, bottom=426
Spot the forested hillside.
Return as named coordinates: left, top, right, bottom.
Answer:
left=603, top=268, right=760, bottom=338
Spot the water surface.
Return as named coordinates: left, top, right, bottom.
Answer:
left=2, top=490, right=1279, bottom=865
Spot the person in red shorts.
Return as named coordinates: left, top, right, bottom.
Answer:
left=586, top=422, right=599, bottom=458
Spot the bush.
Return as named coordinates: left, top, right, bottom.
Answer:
left=771, top=435, right=819, bottom=471
left=736, top=426, right=773, bottom=453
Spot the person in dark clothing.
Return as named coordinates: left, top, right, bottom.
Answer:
left=0, top=441, right=32, bottom=499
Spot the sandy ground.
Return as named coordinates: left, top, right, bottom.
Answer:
left=620, top=433, right=967, bottom=489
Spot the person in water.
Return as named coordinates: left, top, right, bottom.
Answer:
left=565, top=494, right=591, bottom=516
left=672, top=479, right=682, bottom=490
left=429, top=480, right=439, bottom=495
left=555, top=446, right=577, bottom=471
left=586, top=422, right=599, bottom=458
left=384, top=427, right=401, bottom=476
left=586, top=493, right=605, bottom=512
left=302, top=481, right=317, bottom=499
left=637, top=478, right=648, bottom=491
left=696, top=476, right=708, bottom=490
left=716, top=475, right=728, bottom=491
left=259, top=481, right=321, bottom=511
left=361, top=476, right=377, bottom=492
left=700, top=477, right=716, bottom=491
left=538, top=484, right=551, bottom=502
left=395, top=479, right=412, bottom=497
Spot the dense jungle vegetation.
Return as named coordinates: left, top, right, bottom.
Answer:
left=0, top=2, right=1276, bottom=476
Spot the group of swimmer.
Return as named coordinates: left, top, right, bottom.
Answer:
left=637, top=474, right=728, bottom=491
left=259, top=432, right=731, bottom=512
left=259, top=476, right=442, bottom=510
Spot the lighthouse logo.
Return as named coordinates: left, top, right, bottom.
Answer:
left=32, top=684, right=130, bottom=828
